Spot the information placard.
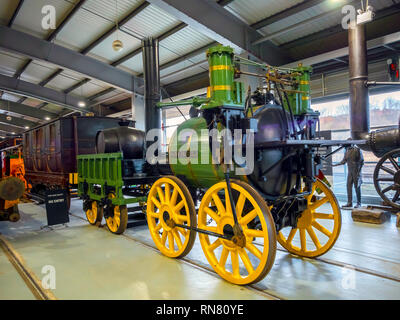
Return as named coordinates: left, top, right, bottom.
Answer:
left=45, top=189, right=70, bottom=226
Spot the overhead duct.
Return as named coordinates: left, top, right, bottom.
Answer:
left=349, top=23, right=400, bottom=157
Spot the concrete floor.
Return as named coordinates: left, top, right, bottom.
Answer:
left=0, top=197, right=400, bottom=300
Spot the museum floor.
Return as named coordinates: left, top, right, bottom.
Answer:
left=1, top=198, right=399, bottom=300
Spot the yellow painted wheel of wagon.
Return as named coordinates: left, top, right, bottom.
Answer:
left=277, top=178, right=341, bottom=258
left=106, top=194, right=128, bottom=235
left=147, top=176, right=196, bottom=259
left=85, top=201, right=103, bottom=226
left=198, top=180, right=277, bottom=285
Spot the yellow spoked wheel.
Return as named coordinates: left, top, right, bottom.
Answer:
left=147, top=176, right=196, bottom=259
left=105, top=194, right=128, bottom=235
left=277, top=178, right=341, bottom=258
left=85, top=201, right=103, bottom=225
left=198, top=180, right=277, bottom=285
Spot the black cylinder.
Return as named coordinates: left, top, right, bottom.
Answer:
left=96, top=126, right=145, bottom=159
left=349, top=23, right=370, bottom=142
left=142, top=38, right=161, bottom=139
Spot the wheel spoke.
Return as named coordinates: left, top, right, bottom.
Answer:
left=238, top=248, right=254, bottom=275
left=172, top=230, right=183, bottom=250
left=154, top=224, right=162, bottom=233
left=244, top=228, right=264, bottom=238
left=239, top=209, right=258, bottom=226
left=307, top=227, right=322, bottom=249
left=170, top=188, right=178, bottom=206
left=286, top=228, right=297, bottom=245
left=157, top=187, right=165, bottom=204
left=377, top=177, right=394, bottom=182
left=230, top=250, right=240, bottom=277
left=393, top=191, right=400, bottom=202
left=168, top=231, right=175, bottom=252
left=151, top=197, right=161, bottom=209
left=175, top=214, right=188, bottom=223
left=148, top=210, right=160, bottom=218
left=309, top=197, right=329, bottom=210
left=382, top=185, right=395, bottom=194
left=212, top=193, right=226, bottom=215
left=161, top=231, right=168, bottom=245
left=174, top=200, right=185, bottom=212
left=236, top=194, right=246, bottom=218
left=381, top=166, right=396, bottom=176
left=312, top=221, right=332, bottom=238
left=177, top=227, right=188, bottom=237
left=219, top=247, right=229, bottom=267
left=165, top=183, right=171, bottom=204
left=300, top=229, right=306, bottom=252
left=313, top=212, right=334, bottom=220
left=207, top=238, right=222, bottom=252
left=246, top=243, right=262, bottom=259
left=205, top=207, right=220, bottom=223
left=388, top=156, right=400, bottom=171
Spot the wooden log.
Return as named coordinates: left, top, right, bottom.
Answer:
left=351, top=207, right=391, bottom=224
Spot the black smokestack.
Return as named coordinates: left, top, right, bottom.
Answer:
left=142, top=38, right=161, bottom=137
left=348, top=23, right=400, bottom=157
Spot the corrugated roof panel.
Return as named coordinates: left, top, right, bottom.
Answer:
left=120, top=45, right=181, bottom=73
left=82, top=0, right=143, bottom=22
left=20, top=61, right=60, bottom=85
left=226, top=0, right=304, bottom=25
left=55, top=4, right=115, bottom=51
left=68, top=80, right=109, bottom=98
left=123, top=4, right=180, bottom=38
left=159, top=26, right=212, bottom=57
left=161, top=65, right=206, bottom=85
left=0, top=0, right=20, bottom=25
left=160, top=58, right=208, bottom=79
left=88, top=30, right=142, bottom=63
left=0, top=51, right=26, bottom=77
left=12, top=0, right=76, bottom=39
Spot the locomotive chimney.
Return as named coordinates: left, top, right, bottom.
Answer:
left=142, top=38, right=161, bottom=139
left=348, top=23, right=400, bottom=157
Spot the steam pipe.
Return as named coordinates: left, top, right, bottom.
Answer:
left=348, top=23, right=400, bottom=157
left=142, top=38, right=161, bottom=139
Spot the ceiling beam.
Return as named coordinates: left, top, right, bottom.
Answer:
left=0, top=123, right=24, bottom=135
left=147, top=0, right=290, bottom=65
left=217, top=0, right=235, bottom=6
left=0, top=73, right=90, bottom=113
left=0, top=26, right=143, bottom=94
left=88, top=88, right=117, bottom=101
left=0, top=99, right=57, bottom=121
left=281, top=4, right=400, bottom=50
left=251, top=0, right=325, bottom=30
left=7, top=0, right=25, bottom=27
left=0, top=114, right=37, bottom=129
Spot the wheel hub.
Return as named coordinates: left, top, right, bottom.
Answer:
left=161, top=206, right=175, bottom=230
left=297, top=209, right=313, bottom=229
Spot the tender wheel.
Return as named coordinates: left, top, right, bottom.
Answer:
left=9, top=205, right=20, bottom=222
left=84, top=201, right=103, bottom=226
left=106, top=194, right=128, bottom=235
left=277, top=178, right=341, bottom=258
left=198, top=180, right=277, bottom=285
left=374, top=149, right=400, bottom=209
left=147, top=176, right=197, bottom=259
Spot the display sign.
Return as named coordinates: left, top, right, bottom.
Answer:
left=45, top=189, right=70, bottom=226
left=318, top=131, right=333, bottom=176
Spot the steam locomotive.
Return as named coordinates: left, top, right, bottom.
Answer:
left=78, top=39, right=350, bottom=285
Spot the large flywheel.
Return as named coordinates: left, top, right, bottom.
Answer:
left=374, top=148, right=400, bottom=209
left=277, top=178, right=341, bottom=258
left=147, top=176, right=197, bottom=259
left=198, top=180, right=277, bottom=286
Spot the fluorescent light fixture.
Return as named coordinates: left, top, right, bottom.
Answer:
left=78, top=101, right=86, bottom=107
left=45, top=117, right=51, bottom=121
